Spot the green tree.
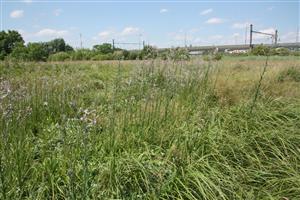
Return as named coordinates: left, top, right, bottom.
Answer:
left=251, top=45, right=271, bottom=56
left=27, top=42, right=49, bottom=61
left=0, top=30, right=24, bottom=59
left=93, top=43, right=113, bottom=54
left=9, top=43, right=29, bottom=61
left=45, top=38, right=73, bottom=54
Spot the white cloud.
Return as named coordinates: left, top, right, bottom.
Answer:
left=233, top=33, right=240, bottom=37
left=22, top=0, right=33, bottom=3
left=10, top=10, right=24, bottom=18
left=54, top=9, right=63, bottom=16
left=98, top=30, right=114, bottom=38
left=280, top=31, right=300, bottom=42
left=160, top=8, right=168, bottom=13
left=121, top=27, right=140, bottom=36
left=210, top=35, right=223, bottom=40
left=232, top=22, right=250, bottom=29
left=205, top=17, right=224, bottom=24
left=188, top=28, right=200, bottom=34
left=35, top=29, right=69, bottom=37
left=200, top=8, right=213, bottom=15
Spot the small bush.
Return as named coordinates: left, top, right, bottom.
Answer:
left=213, top=53, right=223, bottom=61
left=48, top=52, right=70, bottom=61
left=70, top=49, right=94, bottom=60
left=277, top=67, right=300, bottom=82
left=112, top=50, right=124, bottom=60
left=168, top=48, right=190, bottom=61
left=291, top=51, right=300, bottom=56
left=91, top=53, right=113, bottom=61
left=202, top=53, right=223, bottom=61
left=127, top=51, right=139, bottom=60
left=251, top=45, right=270, bottom=56
left=139, top=45, right=158, bottom=59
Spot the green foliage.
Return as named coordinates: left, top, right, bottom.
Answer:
left=291, top=51, right=300, bottom=56
left=277, top=67, right=300, bottom=82
left=112, top=50, right=124, bottom=60
left=203, top=53, right=223, bottom=61
left=48, top=52, right=71, bottom=61
left=0, top=59, right=300, bottom=199
left=9, top=43, right=29, bottom=61
left=122, top=50, right=130, bottom=59
left=0, top=30, right=24, bottom=59
left=45, top=38, right=73, bottom=54
left=93, top=43, right=113, bottom=54
left=139, top=45, right=158, bottom=59
left=213, top=52, right=223, bottom=61
left=70, top=49, right=94, bottom=60
left=26, top=42, right=49, bottom=61
left=271, top=47, right=290, bottom=56
left=90, top=53, right=113, bottom=61
left=127, top=51, right=139, bottom=60
left=251, top=45, right=271, bottom=56
left=0, top=30, right=74, bottom=61
left=168, top=47, right=190, bottom=61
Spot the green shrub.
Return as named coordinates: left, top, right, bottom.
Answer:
left=168, top=48, right=190, bottom=61
left=70, top=49, right=94, bottom=60
left=48, top=52, right=70, bottom=61
left=213, top=52, right=223, bottom=61
left=91, top=53, right=113, bottom=61
left=139, top=45, right=158, bottom=59
left=291, top=51, right=300, bottom=56
left=202, top=53, right=223, bottom=61
left=9, top=43, right=29, bottom=61
left=270, top=47, right=290, bottom=56
left=251, top=45, right=271, bottom=56
left=112, top=50, right=124, bottom=60
left=127, top=51, right=139, bottom=60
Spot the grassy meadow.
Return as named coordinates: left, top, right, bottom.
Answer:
left=0, top=56, right=300, bottom=199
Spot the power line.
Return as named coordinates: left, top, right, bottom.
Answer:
left=249, top=24, right=278, bottom=48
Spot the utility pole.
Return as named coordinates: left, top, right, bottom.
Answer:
left=250, top=24, right=278, bottom=48
left=250, top=24, right=253, bottom=48
left=274, top=30, right=278, bottom=45
left=80, top=33, right=83, bottom=49
left=112, top=39, right=115, bottom=50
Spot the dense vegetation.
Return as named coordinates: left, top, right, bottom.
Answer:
left=1, top=56, right=299, bottom=199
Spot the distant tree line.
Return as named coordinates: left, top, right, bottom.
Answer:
left=0, top=30, right=193, bottom=62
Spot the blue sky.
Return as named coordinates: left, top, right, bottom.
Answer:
left=1, top=0, right=299, bottom=49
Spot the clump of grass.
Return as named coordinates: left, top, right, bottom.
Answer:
left=277, top=66, right=300, bottom=82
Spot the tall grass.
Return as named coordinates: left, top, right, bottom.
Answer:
left=0, top=58, right=300, bottom=199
